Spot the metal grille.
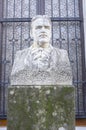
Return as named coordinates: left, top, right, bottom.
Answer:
left=0, top=0, right=86, bottom=119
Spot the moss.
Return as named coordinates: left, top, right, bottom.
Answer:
left=8, top=85, right=75, bottom=130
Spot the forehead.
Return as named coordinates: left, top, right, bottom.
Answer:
left=32, top=18, right=51, bottom=27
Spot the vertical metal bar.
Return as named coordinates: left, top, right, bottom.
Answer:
left=28, top=0, right=30, bottom=47
left=66, top=0, right=70, bottom=55
left=36, top=0, right=45, bottom=15
left=3, top=0, right=8, bottom=117
left=36, top=0, right=40, bottom=15
left=0, top=0, right=3, bottom=116
left=74, top=0, right=80, bottom=116
left=0, top=0, right=3, bottom=82
left=51, top=0, right=53, bottom=46
left=41, top=0, right=45, bottom=15
left=79, top=0, right=86, bottom=114
left=12, top=0, right=15, bottom=64
left=58, top=0, right=62, bottom=48
left=20, top=0, right=22, bottom=50
left=29, top=0, right=30, bottom=17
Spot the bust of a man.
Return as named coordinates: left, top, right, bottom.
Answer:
left=11, top=15, right=72, bottom=85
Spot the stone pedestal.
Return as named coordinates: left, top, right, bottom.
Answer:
left=8, top=85, right=75, bottom=130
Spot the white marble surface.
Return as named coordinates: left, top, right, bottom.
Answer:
left=0, top=127, right=86, bottom=130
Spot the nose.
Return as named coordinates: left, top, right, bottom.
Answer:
left=41, top=26, right=46, bottom=32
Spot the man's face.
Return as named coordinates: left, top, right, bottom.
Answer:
left=31, top=18, right=51, bottom=47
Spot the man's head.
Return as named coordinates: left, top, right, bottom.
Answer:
left=30, top=15, right=52, bottom=48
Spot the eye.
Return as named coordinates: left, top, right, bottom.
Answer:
left=35, top=26, right=42, bottom=29
left=45, top=26, right=50, bottom=29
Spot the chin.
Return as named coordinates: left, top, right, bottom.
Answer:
left=39, top=39, right=49, bottom=44
left=38, top=40, right=49, bottom=46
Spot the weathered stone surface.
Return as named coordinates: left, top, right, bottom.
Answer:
left=11, top=46, right=72, bottom=85
left=8, top=85, right=75, bottom=130
left=11, top=15, right=72, bottom=86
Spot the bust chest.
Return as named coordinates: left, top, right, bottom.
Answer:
left=31, top=49, right=51, bottom=70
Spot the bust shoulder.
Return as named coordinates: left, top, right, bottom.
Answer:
left=53, top=47, right=67, bottom=54
left=59, top=49, right=69, bottom=59
left=15, top=48, right=30, bottom=57
left=53, top=47, right=69, bottom=60
left=51, top=47, right=69, bottom=61
left=11, top=48, right=31, bottom=75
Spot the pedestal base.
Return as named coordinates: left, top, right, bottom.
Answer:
left=8, top=85, right=75, bottom=130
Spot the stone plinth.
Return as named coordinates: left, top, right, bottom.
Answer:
left=8, top=85, right=75, bottom=130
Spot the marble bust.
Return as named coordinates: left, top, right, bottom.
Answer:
left=11, top=15, right=72, bottom=85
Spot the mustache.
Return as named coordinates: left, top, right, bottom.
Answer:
left=39, top=33, right=48, bottom=37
